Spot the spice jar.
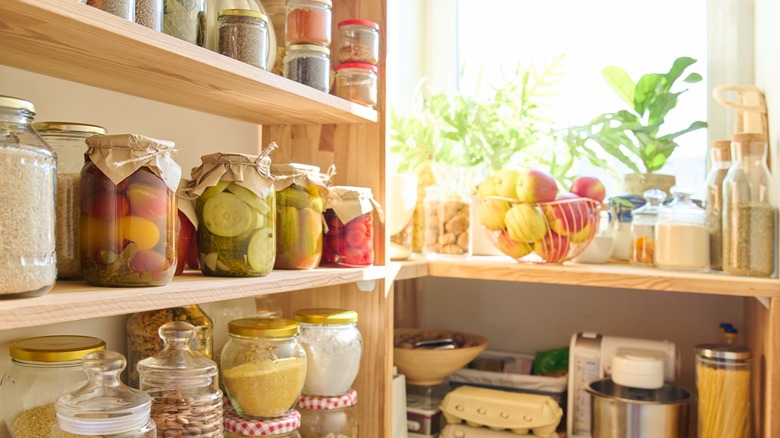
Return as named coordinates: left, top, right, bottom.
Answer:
left=219, top=9, right=270, bottom=69
left=188, top=147, right=277, bottom=277
left=34, top=122, right=108, bottom=280
left=629, top=188, right=665, bottom=266
left=205, top=0, right=276, bottom=67
left=705, top=140, right=732, bottom=271
left=654, top=187, right=710, bottom=271
left=284, top=44, right=331, bottom=92
left=86, top=0, right=135, bottom=21
left=298, top=390, right=358, bottom=438
left=0, top=336, right=106, bottom=438
left=52, top=351, right=157, bottom=438
left=286, top=0, right=332, bottom=45
left=294, top=309, right=362, bottom=396
left=695, top=344, right=752, bottom=438
left=126, top=305, right=214, bottom=388
left=722, top=133, right=776, bottom=277
left=0, top=96, right=57, bottom=299
left=337, top=19, right=379, bottom=65
left=271, top=164, right=329, bottom=270
left=224, top=403, right=302, bottom=437
left=135, top=0, right=163, bottom=30
left=138, top=322, right=223, bottom=436
left=322, top=186, right=383, bottom=267
left=221, top=318, right=307, bottom=420
left=423, top=186, right=471, bottom=258
left=163, top=0, right=206, bottom=45
left=335, top=62, right=378, bottom=108
left=80, top=134, right=181, bottom=287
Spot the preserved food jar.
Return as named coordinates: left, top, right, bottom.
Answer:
left=271, top=163, right=329, bottom=270
left=298, top=390, right=358, bottom=438
left=219, top=9, right=270, bottom=69
left=695, top=344, right=752, bottom=438
left=286, top=0, right=331, bottom=45
left=284, top=44, right=330, bottom=92
left=0, top=336, right=106, bottom=438
left=654, top=187, right=709, bottom=271
left=221, top=318, right=307, bottom=420
left=264, top=0, right=286, bottom=75
left=80, top=134, right=181, bottom=287
left=705, top=140, right=732, bottom=271
left=126, top=305, right=214, bottom=388
left=322, top=186, right=382, bottom=267
left=52, top=351, right=156, bottom=438
left=423, top=186, right=471, bottom=258
left=334, top=62, right=378, bottom=108
left=294, top=309, right=362, bottom=396
left=135, top=0, right=163, bottom=30
left=34, top=122, right=108, bottom=280
left=224, top=404, right=302, bottom=437
left=337, top=19, right=379, bottom=65
left=163, top=0, right=206, bottom=45
left=0, top=96, right=56, bottom=299
left=722, top=133, right=776, bottom=277
left=86, top=0, right=135, bottom=21
left=628, top=188, right=665, bottom=267
left=138, top=321, right=223, bottom=436
left=176, top=180, right=198, bottom=276
left=188, top=149, right=277, bottom=277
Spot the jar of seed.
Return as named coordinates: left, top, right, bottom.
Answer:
left=284, top=44, right=330, bottom=92
left=219, top=9, right=270, bottom=69
left=86, top=0, right=135, bottom=21
left=337, top=19, right=379, bottom=65
left=135, top=0, right=163, bottom=31
left=705, top=140, right=732, bottom=271
left=334, top=62, right=378, bottom=108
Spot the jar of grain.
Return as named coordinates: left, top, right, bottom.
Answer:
left=0, top=336, right=106, bottom=438
left=337, top=19, right=379, bottom=65
left=219, top=9, right=270, bottom=69
left=705, top=140, right=732, bottom=271
left=654, top=187, right=710, bottom=271
left=0, top=95, right=57, bottom=299
left=423, top=186, right=471, bottom=258
left=86, top=0, right=135, bottom=21
left=695, top=344, right=752, bottom=438
left=221, top=318, right=307, bottom=420
left=722, top=133, right=776, bottom=277
left=629, top=188, right=665, bottom=266
left=223, top=404, right=302, bottom=437
left=298, top=390, right=358, bottom=438
left=135, top=0, right=163, bottom=31
left=334, top=62, right=378, bottom=108
left=34, top=122, right=108, bottom=280
left=322, top=186, right=383, bottom=267
left=138, top=322, right=223, bottom=436
left=284, top=44, right=331, bottom=92
left=286, top=0, right=332, bottom=45
left=204, top=0, right=277, bottom=69
left=294, top=309, right=362, bottom=396
left=163, top=0, right=206, bottom=45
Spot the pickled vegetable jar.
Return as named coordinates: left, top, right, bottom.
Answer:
left=80, top=134, right=181, bottom=287
left=322, top=186, right=383, bottom=267
left=176, top=180, right=198, bottom=276
left=298, top=390, right=358, bottom=438
left=224, top=405, right=302, bottom=437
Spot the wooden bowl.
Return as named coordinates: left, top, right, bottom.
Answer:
left=393, top=328, right=488, bottom=386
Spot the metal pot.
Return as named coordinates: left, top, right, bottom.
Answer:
left=587, top=378, right=691, bottom=438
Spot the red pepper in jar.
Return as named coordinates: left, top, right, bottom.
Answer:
left=286, top=0, right=332, bottom=45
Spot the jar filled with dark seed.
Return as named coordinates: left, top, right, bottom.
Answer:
left=218, top=9, right=269, bottom=69
left=284, top=44, right=330, bottom=92
left=86, top=0, right=135, bottom=21
left=135, top=0, right=163, bottom=31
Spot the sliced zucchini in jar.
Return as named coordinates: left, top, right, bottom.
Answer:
left=247, top=227, right=275, bottom=272
left=200, top=180, right=230, bottom=202
left=202, top=192, right=253, bottom=237
left=228, top=183, right=271, bottom=215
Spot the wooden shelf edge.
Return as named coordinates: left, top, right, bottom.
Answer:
left=389, top=256, right=429, bottom=282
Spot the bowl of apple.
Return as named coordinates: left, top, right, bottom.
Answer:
left=476, top=169, right=605, bottom=263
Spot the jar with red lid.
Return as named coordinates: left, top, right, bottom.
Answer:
left=322, top=186, right=383, bottom=267
left=337, top=19, right=379, bottom=65
left=334, top=62, right=378, bottom=108
left=286, top=0, right=332, bottom=45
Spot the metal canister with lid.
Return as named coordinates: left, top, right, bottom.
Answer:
left=695, top=344, right=752, bottom=438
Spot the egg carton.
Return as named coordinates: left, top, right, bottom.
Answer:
left=441, top=424, right=558, bottom=438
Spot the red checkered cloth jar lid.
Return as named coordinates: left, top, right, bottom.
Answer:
left=223, top=402, right=301, bottom=436
left=297, top=389, right=358, bottom=410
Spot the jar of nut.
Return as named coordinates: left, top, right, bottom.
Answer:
left=423, top=186, right=471, bottom=258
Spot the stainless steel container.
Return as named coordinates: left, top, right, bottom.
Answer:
left=587, top=378, right=691, bottom=438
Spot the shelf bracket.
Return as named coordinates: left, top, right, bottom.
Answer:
left=755, top=296, right=771, bottom=309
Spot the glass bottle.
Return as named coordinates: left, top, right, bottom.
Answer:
left=654, top=187, right=710, bottom=271
left=0, top=96, right=57, bottom=299
left=219, top=9, right=270, bottom=69
left=286, top=0, right=332, bottom=45
left=337, top=19, right=380, bottom=65
left=423, top=186, right=471, bottom=258
left=629, top=188, right=665, bottom=266
left=138, top=321, right=223, bottom=436
left=34, top=122, right=108, bottom=280
left=722, top=133, right=776, bottom=277
left=298, top=390, right=358, bottom=438
left=223, top=406, right=302, bottom=437
left=284, top=44, right=331, bottom=92
left=705, top=140, right=732, bottom=271
left=51, top=351, right=157, bottom=438
left=163, top=0, right=206, bottom=45
left=322, top=186, right=381, bottom=267
left=335, top=62, right=378, bottom=108
left=695, top=344, right=752, bottom=438
left=204, top=0, right=276, bottom=67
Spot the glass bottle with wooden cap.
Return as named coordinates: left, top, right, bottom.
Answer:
left=704, top=140, right=732, bottom=271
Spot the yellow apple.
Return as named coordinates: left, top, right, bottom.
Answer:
left=569, top=223, right=593, bottom=243
left=493, top=169, right=521, bottom=199
left=477, top=176, right=498, bottom=198
left=496, top=230, right=533, bottom=259
left=478, top=198, right=511, bottom=231
left=505, top=203, right=547, bottom=242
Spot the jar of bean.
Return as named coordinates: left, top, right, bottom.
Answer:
left=286, top=0, right=331, bottom=45
left=335, top=62, right=378, bottom=108
left=223, top=404, right=302, bottom=437
left=219, top=9, right=270, bottom=69
left=322, top=186, right=383, bottom=267
left=284, top=44, right=330, bottom=92
left=337, top=19, right=379, bottom=65
left=297, top=390, right=358, bottom=438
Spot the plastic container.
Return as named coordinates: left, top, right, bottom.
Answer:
left=163, top=0, right=205, bottom=45
left=337, top=19, right=379, bottom=64
left=86, top=0, right=135, bottom=21
left=298, top=390, right=358, bottom=438
left=705, top=140, right=732, bottom=271
left=695, top=344, right=752, bottom=438
left=219, top=9, right=270, bottom=69
left=629, top=188, right=666, bottom=266
left=286, top=0, right=332, bottom=45
left=654, top=188, right=709, bottom=271
left=224, top=404, right=302, bottom=437
left=423, top=186, right=471, bottom=258
left=284, top=44, right=330, bottom=92
left=0, top=336, right=106, bottom=438
left=34, top=122, right=108, bottom=280
left=294, top=309, right=362, bottom=396
left=135, top=0, right=163, bottom=30
left=322, top=186, right=382, bottom=267
left=221, top=318, right=307, bottom=420
left=722, top=133, right=776, bottom=277
left=335, top=62, right=378, bottom=108
left=138, top=321, right=223, bottom=436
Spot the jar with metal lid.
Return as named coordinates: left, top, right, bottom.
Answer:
left=205, top=0, right=277, bottom=67
left=163, top=0, right=206, bottom=45
left=629, top=188, right=665, bottom=266
left=695, top=344, right=752, bottom=438
left=221, top=318, right=307, bottom=420
left=0, top=96, right=57, bottom=299
left=0, top=336, right=106, bottom=438
left=135, top=0, right=163, bottom=31
left=51, top=351, right=156, bottom=438
left=284, top=44, right=330, bottom=92
left=286, top=0, right=331, bottom=45
left=335, top=62, right=378, bottom=108
left=294, top=309, right=362, bottom=396
left=653, top=187, right=709, bottom=271
left=86, top=0, right=135, bottom=21
left=705, top=140, right=732, bottom=271
left=298, top=390, right=358, bottom=438
left=138, top=321, right=223, bottom=436
left=219, top=9, right=270, bottom=69
left=322, top=186, right=383, bottom=267
left=337, top=19, right=379, bottom=65
left=423, top=186, right=471, bottom=258
left=224, top=404, right=302, bottom=437
left=34, top=122, right=108, bottom=280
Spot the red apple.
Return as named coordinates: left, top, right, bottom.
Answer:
left=543, top=192, right=589, bottom=235
left=534, top=232, right=570, bottom=263
left=570, top=176, right=606, bottom=203
left=515, top=169, right=558, bottom=203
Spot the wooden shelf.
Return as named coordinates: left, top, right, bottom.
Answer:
left=0, top=267, right=386, bottom=330
left=0, top=0, right=377, bottom=126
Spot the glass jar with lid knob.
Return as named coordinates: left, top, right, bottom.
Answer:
left=629, top=188, right=666, bottom=266
left=654, top=187, right=710, bottom=271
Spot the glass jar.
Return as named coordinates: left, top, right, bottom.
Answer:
left=263, top=0, right=286, bottom=75
left=629, top=188, right=665, bottom=267
left=334, top=62, right=378, bottom=108
left=294, top=309, right=362, bottom=396
left=138, top=322, right=223, bottom=436
left=34, top=122, right=108, bottom=280
left=337, top=19, right=379, bottom=65
left=163, top=0, right=206, bottom=45
left=423, top=186, right=471, bottom=258
left=722, top=133, right=776, bottom=277
left=224, top=404, right=302, bottom=437
left=221, top=318, right=307, bottom=420
left=322, top=186, right=382, bottom=267
left=654, top=187, right=710, bottom=271
left=284, top=44, right=330, bottom=92
left=52, top=351, right=156, bottom=438
left=298, top=390, right=358, bottom=438
left=135, top=0, right=163, bottom=30
left=607, top=195, right=646, bottom=260
left=695, top=344, right=752, bottom=438
left=205, top=0, right=276, bottom=68
left=126, top=305, right=214, bottom=388
left=86, top=0, right=135, bottom=21
left=176, top=180, right=198, bottom=276
left=705, top=140, right=732, bottom=271
left=0, top=96, right=56, bottom=299
left=219, top=9, right=270, bottom=69
left=0, top=336, right=106, bottom=438
left=286, top=0, right=332, bottom=45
